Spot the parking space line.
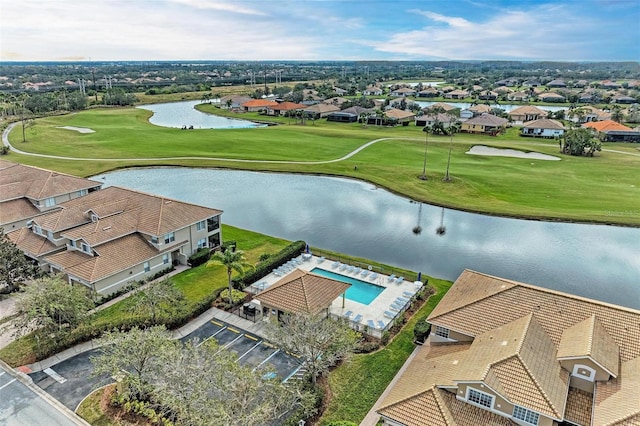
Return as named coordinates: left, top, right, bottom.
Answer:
left=222, top=333, right=244, bottom=349
left=0, top=378, right=16, bottom=390
left=44, top=368, right=67, bottom=384
left=237, top=340, right=263, bottom=361
left=283, top=365, right=302, bottom=383
left=255, top=349, right=280, bottom=371
left=197, top=325, right=227, bottom=347
left=0, top=371, right=5, bottom=377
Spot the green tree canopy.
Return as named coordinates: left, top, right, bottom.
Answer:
left=0, top=228, right=42, bottom=293
left=561, top=128, right=602, bottom=157
left=207, top=248, right=253, bottom=302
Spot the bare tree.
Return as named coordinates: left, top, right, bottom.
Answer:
left=265, top=313, right=361, bottom=384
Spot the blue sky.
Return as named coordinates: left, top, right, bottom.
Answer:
left=1, top=0, right=639, bottom=61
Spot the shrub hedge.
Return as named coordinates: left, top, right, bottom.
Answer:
left=232, top=240, right=306, bottom=288
left=187, top=248, right=211, bottom=267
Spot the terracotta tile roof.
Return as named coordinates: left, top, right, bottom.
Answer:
left=45, top=233, right=177, bottom=283
left=0, top=161, right=101, bottom=202
left=564, top=387, right=593, bottom=426
left=425, top=102, right=460, bottom=112
left=594, top=357, right=640, bottom=426
left=7, top=228, right=59, bottom=258
left=267, top=102, right=305, bottom=111
left=522, top=118, right=565, bottom=130
left=507, top=105, right=549, bottom=117
left=428, top=270, right=640, bottom=363
left=254, top=269, right=350, bottom=314
left=557, top=314, right=620, bottom=377
left=583, top=120, right=634, bottom=132
left=34, top=186, right=222, bottom=235
left=241, top=99, right=278, bottom=108
left=464, top=114, right=508, bottom=127
left=468, top=104, right=492, bottom=113
left=61, top=211, right=139, bottom=246
left=0, top=198, right=41, bottom=225
left=385, top=108, right=415, bottom=120
left=303, top=103, right=340, bottom=114
left=455, top=314, right=569, bottom=418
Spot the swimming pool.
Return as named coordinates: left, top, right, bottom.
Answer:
left=311, top=268, right=385, bottom=305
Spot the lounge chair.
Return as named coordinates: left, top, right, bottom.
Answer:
left=353, top=267, right=362, bottom=275
left=377, top=320, right=386, bottom=330
left=340, top=263, right=347, bottom=271
left=383, top=311, right=396, bottom=320
left=361, top=270, right=369, bottom=278
left=353, top=314, right=363, bottom=323
left=343, top=310, right=353, bottom=319
left=387, top=274, right=396, bottom=282
left=273, top=269, right=282, bottom=277
left=369, top=272, right=378, bottom=280
left=389, top=304, right=402, bottom=312
left=317, top=256, right=325, bottom=264
left=346, top=265, right=354, bottom=273
left=402, top=291, right=415, bottom=299
left=331, top=261, right=340, bottom=269
left=395, top=276, right=405, bottom=284
left=396, top=296, right=409, bottom=304
left=367, top=319, right=376, bottom=329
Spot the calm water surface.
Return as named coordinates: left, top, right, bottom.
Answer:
left=137, top=100, right=265, bottom=129
left=100, top=168, right=640, bottom=309
left=415, top=101, right=568, bottom=113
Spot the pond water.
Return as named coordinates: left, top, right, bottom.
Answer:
left=100, top=168, right=640, bottom=310
left=137, top=100, right=265, bottom=129
left=415, top=101, right=568, bottom=113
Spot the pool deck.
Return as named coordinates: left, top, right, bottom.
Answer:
left=245, top=255, right=422, bottom=336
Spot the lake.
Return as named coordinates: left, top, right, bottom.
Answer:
left=137, top=100, right=265, bottom=129
left=99, top=168, right=640, bottom=310
left=415, top=101, right=568, bottom=113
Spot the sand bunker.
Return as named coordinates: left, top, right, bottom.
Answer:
left=57, top=126, right=95, bottom=134
left=467, top=145, right=560, bottom=161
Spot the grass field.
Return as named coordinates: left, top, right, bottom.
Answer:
left=5, top=105, right=640, bottom=226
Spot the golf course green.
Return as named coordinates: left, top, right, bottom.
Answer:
left=5, top=104, right=640, bottom=226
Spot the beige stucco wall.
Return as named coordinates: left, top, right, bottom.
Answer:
left=429, top=324, right=474, bottom=343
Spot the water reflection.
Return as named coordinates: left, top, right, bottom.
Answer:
left=137, top=100, right=265, bottom=129
left=100, top=167, right=640, bottom=309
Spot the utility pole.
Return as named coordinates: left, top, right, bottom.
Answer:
left=91, top=68, right=98, bottom=103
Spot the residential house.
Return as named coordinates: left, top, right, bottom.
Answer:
left=254, top=269, right=350, bottom=320
left=567, top=106, right=610, bottom=123
left=219, top=95, right=251, bottom=110
left=444, top=89, right=469, bottom=99
left=377, top=269, right=640, bottom=426
left=265, top=101, right=306, bottom=116
left=415, top=113, right=458, bottom=128
left=333, top=87, right=348, bottom=96
left=538, top=92, right=566, bottom=103
left=494, top=86, right=513, bottom=95
left=520, top=119, right=565, bottom=138
left=384, top=108, right=415, bottom=124
left=477, top=91, right=499, bottom=101
left=417, top=87, right=439, bottom=98
left=9, top=186, right=223, bottom=296
left=303, top=103, right=340, bottom=119
left=522, top=79, right=542, bottom=87
left=572, top=79, right=588, bottom=88
left=583, top=120, right=640, bottom=142
left=423, top=103, right=460, bottom=115
left=323, top=97, right=348, bottom=107
left=0, top=161, right=102, bottom=232
left=461, top=114, right=508, bottom=135
left=495, top=77, right=518, bottom=87
left=389, top=87, right=417, bottom=97
left=507, top=105, right=549, bottom=124
left=613, top=95, right=637, bottom=104
left=547, top=79, right=567, bottom=88
left=507, top=91, right=529, bottom=102
left=326, top=112, right=358, bottom=123
left=241, top=99, right=278, bottom=113
left=363, top=86, right=383, bottom=96
left=601, top=80, right=620, bottom=89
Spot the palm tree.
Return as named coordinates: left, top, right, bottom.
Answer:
left=419, top=125, right=432, bottom=180
left=444, top=121, right=461, bottom=182
left=207, top=248, right=253, bottom=303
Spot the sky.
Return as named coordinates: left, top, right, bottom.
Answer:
left=1, top=0, right=639, bottom=62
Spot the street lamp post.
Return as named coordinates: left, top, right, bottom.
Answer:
left=444, top=130, right=453, bottom=182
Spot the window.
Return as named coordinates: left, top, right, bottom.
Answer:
left=76, top=189, right=88, bottom=197
left=513, top=406, right=539, bottom=425
left=207, top=216, right=220, bottom=232
left=164, top=232, right=175, bottom=244
left=81, top=243, right=90, bottom=254
left=468, top=388, right=493, bottom=409
left=45, top=197, right=56, bottom=207
left=33, top=224, right=42, bottom=235
left=144, top=262, right=150, bottom=272
left=70, top=240, right=76, bottom=248
left=434, top=325, right=449, bottom=338
left=196, top=220, right=206, bottom=231
left=151, top=236, right=159, bottom=244
left=197, top=238, right=207, bottom=249
left=163, top=254, right=170, bottom=265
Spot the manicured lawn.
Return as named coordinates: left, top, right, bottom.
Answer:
left=0, top=225, right=290, bottom=367
left=319, top=278, right=452, bottom=425
left=6, top=106, right=640, bottom=226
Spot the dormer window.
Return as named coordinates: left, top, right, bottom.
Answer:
left=33, top=224, right=42, bottom=235
left=91, top=214, right=98, bottom=222
left=513, top=406, right=539, bottom=425
left=151, top=236, right=159, bottom=244
left=70, top=240, right=76, bottom=248
left=164, top=232, right=175, bottom=244
left=81, top=242, right=91, bottom=254
left=45, top=197, right=56, bottom=207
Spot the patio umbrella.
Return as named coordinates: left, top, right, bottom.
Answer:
left=305, top=243, right=310, bottom=253
left=418, top=271, right=422, bottom=282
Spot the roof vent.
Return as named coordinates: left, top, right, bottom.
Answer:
left=452, top=360, right=459, bottom=365
left=501, top=340, right=508, bottom=346
left=164, top=200, right=172, bottom=204
left=103, top=226, right=112, bottom=231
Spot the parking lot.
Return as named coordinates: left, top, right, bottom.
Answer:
left=28, top=318, right=303, bottom=411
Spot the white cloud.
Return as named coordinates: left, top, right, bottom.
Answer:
left=167, top=0, right=267, bottom=16
left=374, top=5, right=598, bottom=60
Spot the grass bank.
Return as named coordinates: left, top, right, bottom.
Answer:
left=6, top=106, right=640, bottom=226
